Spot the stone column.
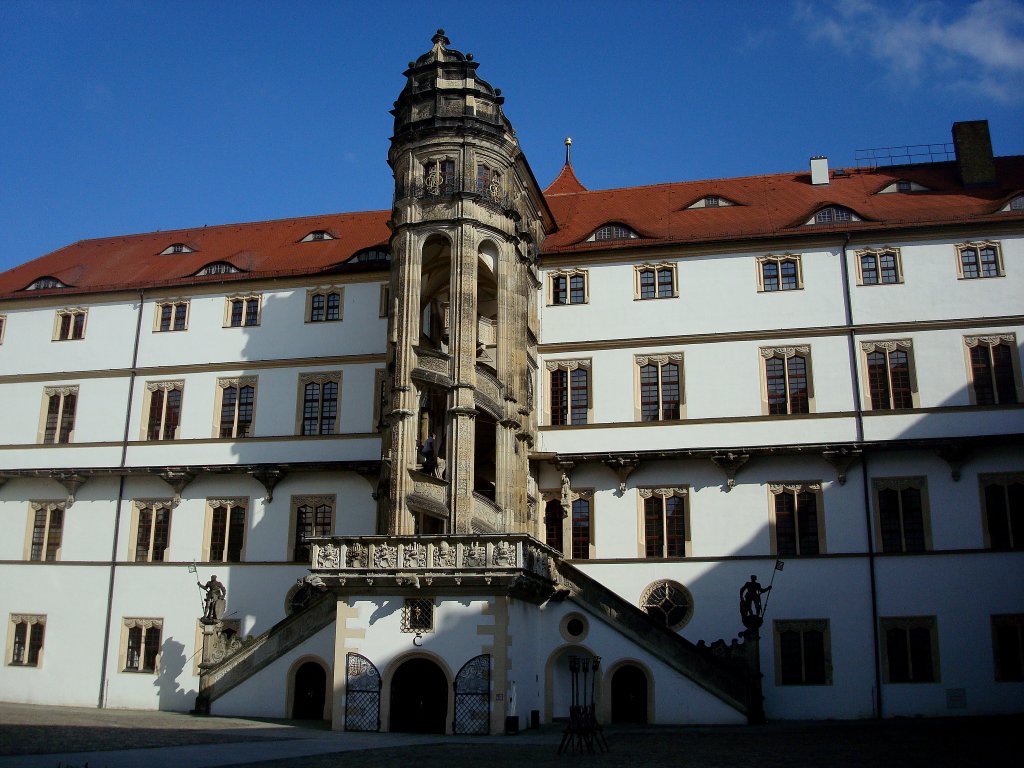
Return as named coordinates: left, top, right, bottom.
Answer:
left=447, top=222, right=478, bottom=531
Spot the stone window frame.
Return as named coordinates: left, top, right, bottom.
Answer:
left=378, top=284, right=390, bottom=318
left=545, top=359, right=592, bottom=426
left=633, top=262, right=678, bottom=300
left=52, top=307, right=87, bottom=341
left=401, top=598, right=436, bottom=634
left=7, top=614, right=46, bottom=668
left=755, top=254, right=803, bottom=292
left=547, top=268, right=589, bottom=306
left=759, top=346, right=814, bottom=416
left=128, top=499, right=175, bottom=563
left=955, top=240, right=1004, bottom=279
left=860, top=339, right=919, bottom=410
left=540, top=487, right=596, bottom=560
left=963, top=333, right=1022, bottom=406
left=773, top=618, right=832, bottom=685
left=872, top=477, right=932, bottom=553
left=979, top=472, right=1023, bottom=550
left=768, top=481, right=826, bottom=556
left=223, top=293, right=262, bottom=328
left=288, top=494, right=336, bottom=563
left=637, top=486, right=691, bottom=559
left=119, top=617, right=163, bottom=674
left=305, top=285, right=344, bottom=323
left=153, top=299, right=189, bottom=332
left=141, top=380, right=184, bottom=441
left=214, top=376, right=258, bottom=438
left=38, top=385, right=78, bottom=444
left=202, top=497, right=249, bottom=563
left=879, top=615, right=940, bottom=684
left=23, top=501, right=65, bottom=562
left=639, top=580, right=694, bottom=631
left=991, top=613, right=1024, bottom=682
left=0, top=313, right=6, bottom=344
left=294, top=371, right=343, bottom=436
left=855, top=247, right=903, bottom=286
left=635, top=353, right=684, bottom=422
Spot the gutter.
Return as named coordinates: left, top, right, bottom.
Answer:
left=97, top=289, right=144, bottom=707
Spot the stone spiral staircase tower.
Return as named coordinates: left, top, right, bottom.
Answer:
left=380, top=29, right=553, bottom=538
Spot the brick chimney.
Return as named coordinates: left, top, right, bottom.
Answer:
left=952, top=120, right=996, bottom=187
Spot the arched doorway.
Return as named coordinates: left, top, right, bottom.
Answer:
left=292, top=661, right=327, bottom=720
left=610, top=664, right=648, bottom=724
left=389, top=657, right=448, bottom=733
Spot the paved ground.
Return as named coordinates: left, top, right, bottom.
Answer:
left=0, top=702, right=1018, bottom=768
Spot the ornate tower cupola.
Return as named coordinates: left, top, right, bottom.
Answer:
left=381, top=30, right=553, bottom=537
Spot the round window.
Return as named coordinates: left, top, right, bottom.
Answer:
left=640, top=580, right=693, bottom=630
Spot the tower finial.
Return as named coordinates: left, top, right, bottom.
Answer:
left=565, top=136, right=572, bottom=166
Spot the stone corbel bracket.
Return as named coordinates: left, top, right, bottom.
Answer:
left=710, top=453, right=750, bottom=492
left=604, top=456, right=640, bottom=495
left=822, top=448, right=862, bottom=486
left=53, top=473, right=86, bottom=507
left=252, top=469, right=287, bottom=502
left=935, top=442, right=971, bottom=482
left=160, top=469, right=195, bottom=504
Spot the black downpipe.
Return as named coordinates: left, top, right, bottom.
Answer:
left=837, top=235, right=883, bottom=718
left=98, top=289, right=145, bottom=708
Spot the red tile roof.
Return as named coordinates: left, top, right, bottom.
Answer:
left=1, top=158, right=1021, bottom=299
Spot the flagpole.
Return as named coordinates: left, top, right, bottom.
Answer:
left=760, top=559, right=784, bottom=617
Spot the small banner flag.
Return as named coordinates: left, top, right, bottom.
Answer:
left=188, top=562, right=197, bottom=574
left=775, top=560, right=785, bottom=571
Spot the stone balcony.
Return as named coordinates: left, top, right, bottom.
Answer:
left=308, top=533, right=558, bottom=599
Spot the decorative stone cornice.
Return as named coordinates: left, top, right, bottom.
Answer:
left=544, top=359, right=590, bottom=371
left=964, top=333, right=1014, bottom=348
left=635, top=353, right=683, bottom=367
left=859, top=339, right=911, bottom=353
left=145, top=380, right=184, bottom=392
left=767, top=481, right=822, bottom=494
left=637, top=486, right=688, bottom=498
left=759, top=346, right=809, bottom=359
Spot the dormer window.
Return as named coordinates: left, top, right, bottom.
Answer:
left=1003, top=195, right=1024, bottom=212
left=589, top=224, right=639, bottom=242
left=897, top=181, right=912, bottom=193
left=878, top=180, right=930, bottom=194
left=810, top=206, right=859, bottom=225
left=301, top=230, right=335, bottom=242
left=194, top=262, right=241, bottom=276
left=686, top=196, right=735, bottom=209
left=348, top=248, right=391, bottom=265
left=160, top=243, right=193, bottom=255
left=24, top=276, right=67, bottom=291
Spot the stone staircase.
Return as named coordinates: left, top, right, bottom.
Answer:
left=195, top=591, right=335, bottom=713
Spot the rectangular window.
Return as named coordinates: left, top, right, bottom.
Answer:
left=571, top=497, right=591, bottom=559
left=25, top=502, right=64, bottom=562
left=966, top=335, right=1019, bottom=405
left=40, top=386, right=78, bottom=443
left=144, top=381, right=183, bottom=440
left=757, top=255, right=802, bottom=292
left=862, top=340, right=916, bottom=410
left=774, top=619, right=831, bottom=685
left=53, top=309, right=87, bottom=340
left=770, top=483, right=824, bottom=556
left=762, top=348, right=812, bottom=415
left=379, top=284, right=391, bottom=318
left=122, top=618, right=162, bottom=673
left=306, top=287, right=344, bottom=322
left=992, top=614, right=1024, bottom=682
left=206, top=499, right=247, bottom=562
left=637, top=354, right=682, bottom=421
left=297, top=373, right=341, bottom=435
left=8, top=615, right=45, bottom=667
left=225, top=295, right=261, bottom=327
left=548, top=363, right=590, bottom=425
left=874, top=479, right=930, bottom=553
left=291, top=495, right=335, bottom=562
left=132, top=501, right=172, bottom=562
left=544, top=498, right=564, bottom=553
left=216, top=377, right=257, bottom=438
left=641, top=488, right=690, bottom=558
left=549, top=270, right=588, bottom=305
left=635, top=264, right=676, bottom=299
left=957, top=241, right=1003, bottom=279
left=155, top=300, right=188, bottom=332
left=881, top=616, right=938, bottom=683
left=981, top=474, right=1023, bottom=550
left=857, top=248, right=902, bottom=285
left=373, top=368, right=387, bottom=431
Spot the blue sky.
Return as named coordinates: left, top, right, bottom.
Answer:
left=1, top=0, right=1022, bottom=275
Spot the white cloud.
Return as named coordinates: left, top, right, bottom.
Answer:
left=796, top=0, right=1024, bottom=104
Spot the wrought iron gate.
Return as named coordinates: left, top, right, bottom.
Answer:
left=344, top=653, right=381, bottom=731
left=453, top=653, right=491, bottom=734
